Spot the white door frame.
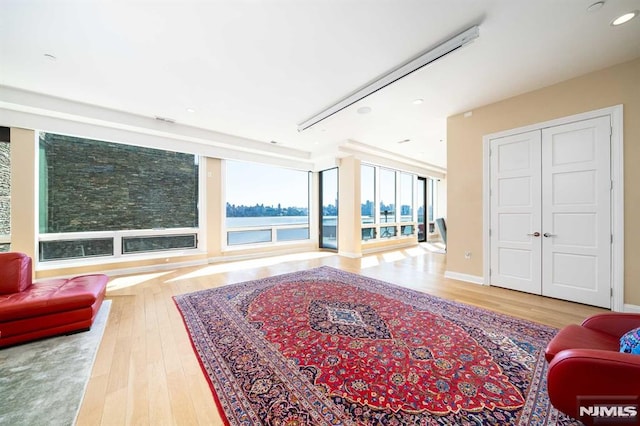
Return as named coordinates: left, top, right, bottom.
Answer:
left=482, top=105, right=624, bottom=311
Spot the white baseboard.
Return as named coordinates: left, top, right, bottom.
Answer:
left=444, top=270, right=485, bottom=285
left=338, top=250, right=362, bottom=259
left=623, top=304, right=640, bottom=313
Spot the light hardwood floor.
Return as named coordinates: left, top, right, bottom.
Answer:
left=76, top=246, right=606, bottom=425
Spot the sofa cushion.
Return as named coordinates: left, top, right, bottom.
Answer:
left=545, top=323, right=621, bottom=362
left=0, top=307, right=94, bottom=339
left=0, top=252, right=33, bottom=295
left=0, top=274, right=107, bottom=322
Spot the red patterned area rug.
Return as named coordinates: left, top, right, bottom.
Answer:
left=174, top=266, right=578, bottom=425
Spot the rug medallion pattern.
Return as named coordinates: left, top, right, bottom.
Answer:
left=174, top=267, right=579, bottom=425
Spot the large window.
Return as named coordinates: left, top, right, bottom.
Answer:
left=226, top=160, right=309, bottom=246
left=319, top=168, right=338, bottom=250
left=378, top=168, right=397, bottom=238
left=428, top=178, right=437, bottom=223
left=379, top=168, right=396, bottom=224
left=39, top=132, right=200, bottom=261
left=361, top=164, right=416, bottom=241
left=0, top=128, right=10, bottom=252
left=399, top=172, right=414, bottom=236
left=361, top=164, right=376, bottom=240
left=400, top=173, right=413, bottom=222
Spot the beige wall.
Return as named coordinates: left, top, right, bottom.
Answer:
left=10, top=128, right=37, bottom=259
left=338, top=156, right=362, bottom=257
left=447, top=56, right=640, bottom=305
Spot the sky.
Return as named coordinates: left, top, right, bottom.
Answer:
left=225, top=160, right=310, bottom=207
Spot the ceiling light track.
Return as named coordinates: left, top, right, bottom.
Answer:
left=297, top=25, right=480, bottom=132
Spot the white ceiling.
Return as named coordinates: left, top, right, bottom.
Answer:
left=1, top=0, right=639, bottom=171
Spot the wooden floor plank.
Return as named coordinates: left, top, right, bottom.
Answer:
left=76, top=246, right=607, bottom=425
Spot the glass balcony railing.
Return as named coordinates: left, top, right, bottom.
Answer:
left=361, top=222, right=417, bottom=242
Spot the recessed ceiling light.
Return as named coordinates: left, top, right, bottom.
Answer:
left=43, top=53, right=57, bottom=61
left=587, top=1, right=605, bottom=12
left=186, top=108, right=195, bottom=113
left=412, top=98, right=424, bottom=105
left=357, top=106, right=372, bottom=114
left=611, top=10, right=639, bottom=26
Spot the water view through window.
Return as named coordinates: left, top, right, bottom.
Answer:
left=226, top=160, right=310, bottom=245
left=361, top=164, right=417, bottom=241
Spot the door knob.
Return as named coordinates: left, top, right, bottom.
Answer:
left=527, top=232, right=541, bottom=237
left=543, top=233, right=556, bottom=238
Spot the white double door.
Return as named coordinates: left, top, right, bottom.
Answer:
left=489, top=116, right=611, bottom=308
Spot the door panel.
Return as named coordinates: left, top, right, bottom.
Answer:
left=541, top=116, right=611, bottom=308
left=489, top=116, right=611, bottom=308
left=490, top=130, right=542, bottom=294
left=551, top=253, right=597, bottom=290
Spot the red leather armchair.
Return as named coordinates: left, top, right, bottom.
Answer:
left=545, top=313, right=640, bottom=424
left=0, top=252, right=108, bottom=347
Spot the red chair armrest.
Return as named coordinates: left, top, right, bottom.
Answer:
left=581, top=313, right=640, bottom=338
left=0, top=252, right=32, bottom=294
left=547, top=348, right=640, bottom=420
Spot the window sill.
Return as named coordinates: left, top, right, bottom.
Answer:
left=35, top=248, right=207, bottom=272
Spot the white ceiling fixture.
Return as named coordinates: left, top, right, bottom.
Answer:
left=587, top=2, right=605, bottom=12
left=611, top=10, right=639, bottom=26
left=296, top=25, right=480, bottom=132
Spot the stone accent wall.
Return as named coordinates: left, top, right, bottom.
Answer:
left=40, top=133, right=199, bottom=233
left=0, top=141, right=10, bottom=236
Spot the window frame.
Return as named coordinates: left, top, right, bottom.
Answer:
left=361, top=163, right=417, bottom=242
left=36, top=130, right=205, bottom=268
left=224, top=160, right=311, bottom=248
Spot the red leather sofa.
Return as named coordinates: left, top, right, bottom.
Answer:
left=545, top=313, right=640, bottom=425
left=0, top=252, right=108, bottom=347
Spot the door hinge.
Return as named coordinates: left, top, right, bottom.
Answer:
left=611, top=287, right=614, bottom=297
left=489, top=268, right=492, bottom=276
left=611, top=234, right=613, bottom=244
left=489, top=229, right=492, bottom=237
left=611, top=180, right=614, bottom=190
